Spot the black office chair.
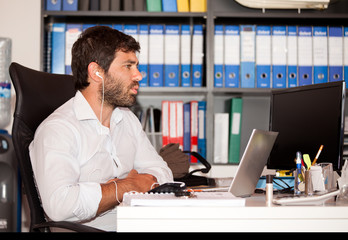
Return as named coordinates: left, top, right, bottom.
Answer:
left=9, top=62, right=104, bottom=232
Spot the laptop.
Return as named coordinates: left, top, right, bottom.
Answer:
left=228, top=129, right=278, bottom=197
left=122, top=129, right=278, bottom=206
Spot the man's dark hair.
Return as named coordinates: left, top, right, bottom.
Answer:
left=71, top=26, right=140, bottom=90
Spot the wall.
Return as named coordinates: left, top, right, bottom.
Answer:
left=0, top=0, right=41, bottom=231
left=0, top=0, right=41, bottom=133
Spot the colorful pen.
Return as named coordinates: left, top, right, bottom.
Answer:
left=311, top=145, right=324, bottom=168
left=295, top=151, right=303, bottom=194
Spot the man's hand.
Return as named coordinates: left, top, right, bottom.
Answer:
left=118, top=169, right=158, bottom=193
left=98, top=169, right=157, bottom=215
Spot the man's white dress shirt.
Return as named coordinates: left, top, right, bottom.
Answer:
left=29, top=91, right=173, bottom=231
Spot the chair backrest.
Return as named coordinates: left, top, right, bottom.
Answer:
left=9, top=62, right=76, bottom=232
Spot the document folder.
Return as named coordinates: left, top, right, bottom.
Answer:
left=214, top=25, right=224, bottom=87
left=298, top=26, right=313, bottom=86
left=149, top=25, right=164, bottom=87
left=51, top=23, right=65, bottom=74
left=192, top=25, right=204, bottom=87
left=147, top=0, right=162, bottom=12
left=271, top=26, right=287, bottom=88
left=138, top=25, right=149, bottom=87
left=177, top=0, right=189, bottom=12
left=240, top=25, right=256, bottom=88
left=162, top=0, right=177, bottom=12
left=344, top=27, right=348, bottom=86
left=224, top=25, right=240, bottom=88
left=124, top=24, right=139, bottom=41
left=198, top=101, right=206, bottom=159
left=65, top=24, right=82, bottom=75
left=214, top=113, right=229, bottom=164
left=180, top=25, right=192, bottom=87
left=328, top=26, right=343, bottom=82
left=313, top=26, right=328, bottom=84
left=183, top=102, right=191, bottom=152
left=46, top=0, right=62, bottom=10
left=63, top=0, right=78, bottom=11
left=256, top=25, right=271, bottom=88
left=287, top=26, right=298, bottom=88
left=164, top=25, right=180, bottom=87
left=228, top=98, right=243, bottom=164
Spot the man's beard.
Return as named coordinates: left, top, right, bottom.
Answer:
left=100, top=78, right=138, bottom=108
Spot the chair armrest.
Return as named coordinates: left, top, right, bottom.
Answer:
left=32, top=221, right=106, bottom=232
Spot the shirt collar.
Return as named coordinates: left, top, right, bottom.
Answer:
left=73, top=90, right=123, bottom=125
left=73, top=91, right=97, bottom=121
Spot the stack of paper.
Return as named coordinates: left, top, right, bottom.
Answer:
left=123, top=192, right=246, bottom=207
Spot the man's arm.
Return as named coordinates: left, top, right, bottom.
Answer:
left=97, top=169, right=157, bottom=215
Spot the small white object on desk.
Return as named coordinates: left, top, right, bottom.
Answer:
left=122, top=191, right=245, bottom=207
left=272, top=190, right=339, bottom=206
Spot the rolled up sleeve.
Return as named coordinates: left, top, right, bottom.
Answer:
left=30, top=121, right=102, bottom=222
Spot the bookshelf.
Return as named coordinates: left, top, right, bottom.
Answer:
left=40, top=0, right=348, bottom=167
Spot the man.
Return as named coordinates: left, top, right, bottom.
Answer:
left=29, top=26, right=173, bottom=231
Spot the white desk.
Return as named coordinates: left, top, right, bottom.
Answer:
left=116, top=195, right=348, bottom=232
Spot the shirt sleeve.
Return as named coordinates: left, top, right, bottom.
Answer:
left=29, top=119, right=102, bottom=222
left=123, top=109, right=174, bottom=184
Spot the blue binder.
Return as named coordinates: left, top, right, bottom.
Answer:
left=298, top=26, right=313, bottom=86
left=345, top=27, right=348, bottom=87
left=313, top=26, right=328, bottom=84
left=164, top=25, right=180, bottom=87
left=271, top=26, right=287, bottom=88
left=214, top=25, right=224, bottom=88
left=162, top=0, right=177, bottom=12
left=329, top=26, right=343, bottom=82
left=192, top=25, right=204, bottom=87
left=149, top=24, right=164, bottom=87
left=62, top=0, right=78, bottom=11
left=224, top=25, right=240, bottom=88
left=256, top=25, right=271, bottom=88
left=46, top=0, right=62, bottom=11
left=183, top=102, right=191, bottom=153
left=124, top=24, right=139, bottom=40
left=240, top=25, right=256, bottom=88
left=82, top=24, right=96, bottom=32
left=51, top=23, right=65, bottom=74
left=197, top=101, right=206, bottom=158
left=65, top=24, right=82, bottom=75
left=287, top=26, right=298, bottom=88
left=180, top=25, right=192, bottom=87
left=113, top=24, right=124, bottom=32
left=99, top=24, right=113, bottom=28
left=138, top=25, right=149, bottom=87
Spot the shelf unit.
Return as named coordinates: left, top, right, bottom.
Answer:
left=40, top=0, right=348, bottom=165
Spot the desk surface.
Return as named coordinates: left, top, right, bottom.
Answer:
left=116, top=195, right=348, bottom=232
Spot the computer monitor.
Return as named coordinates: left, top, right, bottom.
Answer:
left=268, top=81, right=345, bottom=171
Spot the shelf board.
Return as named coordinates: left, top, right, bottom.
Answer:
left=138, top=87, right=208, bottom=96
left=43, top=11, right=207, bottom=18
left=212, top=0, right=348, bottom=19
left=214, top=11, right=348, bottom=19
left=213, top=88, right=271, bottom=96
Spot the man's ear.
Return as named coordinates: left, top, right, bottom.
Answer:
left=87, top=62, right=103, bottom=83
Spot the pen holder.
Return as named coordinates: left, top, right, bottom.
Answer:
left=295, top=168, right=317, bottom=195
left=305, top=170, right=313, bottom=196
left=317, top=162, right=335, bottom=192
left=303, top=163, right=335, bottom=196
left=336, top=184, right=348, bottom=205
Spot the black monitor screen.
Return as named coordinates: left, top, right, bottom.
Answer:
left=268, top=81, right=345, bottom=171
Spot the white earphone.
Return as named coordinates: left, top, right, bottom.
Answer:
left=96, top=71, right=105, bottom=133
left=96, top=71, right=103, bottom=79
